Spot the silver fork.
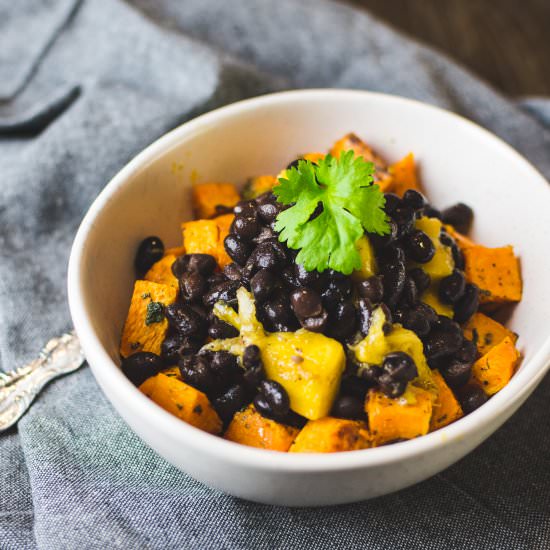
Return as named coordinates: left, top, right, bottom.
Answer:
left=0, top=332, right=85, bottom=432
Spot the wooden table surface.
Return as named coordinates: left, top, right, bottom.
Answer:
left=347, top=0, right=550, bottom=97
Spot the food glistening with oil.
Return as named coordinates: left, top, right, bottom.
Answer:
left=119, top=133, right=522, bottom=453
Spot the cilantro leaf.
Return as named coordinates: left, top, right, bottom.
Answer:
left=273, top=151, right=389, bottom=274
left=145, top=302, right=164, bottom=325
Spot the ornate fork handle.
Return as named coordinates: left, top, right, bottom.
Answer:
left=0, top=332, right=85, bottom=432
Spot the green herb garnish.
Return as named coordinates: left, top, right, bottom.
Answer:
left=145, top=301, right=164, bottom=325
left=274, top=151, right=390, bottom=274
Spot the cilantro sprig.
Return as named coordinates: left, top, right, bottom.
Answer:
left=273, top=151, right=389, bottom=274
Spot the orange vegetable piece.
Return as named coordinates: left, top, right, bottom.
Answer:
left=444, top=224, right=476, bottom=251
left=192, top=182, right=240, bottom=219
left=289, top=417, right=370, bottom=453
left=463, top=312, right=517, bottom=356
left=330, top=132, right=390, bottom=186
left=243, top=175, right=278, bottom=199
left=164, top=245, right=186, bottom=257
left=463, top=245, right=522, bottom=303
left=140, top=373, right=222, bottom=434
left=224, top=404, right=299, bottom=452
left=144, top=254, right=179, bottom=290
left=429, top=371, right=463, bottom=431
left=181, top=215, right=235, bottom=268
left=366, top=387, right=432, bottom=446
left=389, top=153, right=422, bottom=197
left=120, top=280, right=177, bottom=357
left=302, top=152, right=325, bottom=164
left=471, top=336, right=520, bottom=395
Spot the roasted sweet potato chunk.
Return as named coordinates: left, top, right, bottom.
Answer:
left=224, top=404, right=299, bottom=451
left=463, top=312, right=517, bottom=356
left=243, top=175, right=277, bottom=199
left=144, top=254, right=179, bottom=290
left=120, top=280, right=177, bottom=357
left=289, top=417, right=370, bottom=453
left=471, top=336, right=520, bottom=395
left=430, top=371, right=463, bottom=431
left=140, top=372, right=222, bottom=434
left=444, top=224, right=476, bottom=251
left=192, top=182, right=240, bottom=219
left=463, top=245, right=522, bottom=303
left=389, top=153, right=422, bottom=197
left=366, top=387, right=432, bottom=446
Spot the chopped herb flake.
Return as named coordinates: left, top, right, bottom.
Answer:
left=145, top=301, right=164, bottom=325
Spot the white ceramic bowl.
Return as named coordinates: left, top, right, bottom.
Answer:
left=68, top=89, right=550, bottom=507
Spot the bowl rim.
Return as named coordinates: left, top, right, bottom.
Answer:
left=68, top=88, right=550, bottom=473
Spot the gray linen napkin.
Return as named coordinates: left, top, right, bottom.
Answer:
left=1, top=1, right=549, bottom=548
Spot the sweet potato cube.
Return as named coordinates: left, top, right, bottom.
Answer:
left=430, top=371, right=463, bottom=431
left=389, top=153, right=422, bottom=197
left=444, top=224, right=476, bottom=251
left=214, top=213, right=235, bottom=268
left=144, top=254, right=179, bottom=290
left=164, top=245, right=186, bottom=257
left=330, top=133, right=390, bottom=186
left=289, top=417, right=370, bottom=453
left=120, top=280, right=177, bottom=357
left=463, top=312, right=517, bottom=356
left=140, top=373, right=222, bottom=434
left=366, top=387, right=432, bottom=445
left=463, top=245, right=522, bottom=303
left=243, top=175, right=277, bottom=199
left=224, top=404, right=299, bottom=452
left=192, top=182, right=240, bottom=219
left=302, top=152, right=325, bottom=164
left=471, top=336, right=520, bottom=395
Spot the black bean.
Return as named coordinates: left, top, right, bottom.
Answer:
left=261, top=295, right=294, bottom=327
left=254, top=226, right=276, bottom=243
left=207, top=272, right=227, bottom=288
left=453, top=284, right=480, bottom=324
left=223, top=262, right=242, bottom=282
left=301, top=310, right=328, bottom=332
left=340, top=376, right=372, bottom=400
left=452, top=244, right=465, bottom=270
left=257, top=201, right=281, bottom=224
left=408, top=268, right=431, bottom=294
left=243, top=345, right=262, bottom=368
left=247, top=241, right=287, bottom=272
left=357, top=298, right=373, bottom=335
left=253, top=393, right=273, bottom=418
left=280, top=266, right=300, bottom=288
left=332, top=395, right=364, bottom=419
left=382, top=352, right=418, bottom=383
left=134, top=236, right=164, bottom=275
left=286, top=158, right=301, bottom=170
left=210, top=351, right=239, bottom=378
left=384, top=193, right=401, bottom=214
left=380, top=245, right=406, bottom=265
left=368, top=220, right=398, bottom=249
left=321, top=285, right=347, bottom=313
left=439, top=231, right=454, bottom=247
left=188, top=254, right=217, bottom=276
left=402, top=189, right=427, bottom=210
left=179, top=271, right=207, bottom=303
left=234, top=200, right=257, bottom=217
left=358, top=365, right=383, bottom=384
left=250, top=269, right=278, bottom=302
left=165, top=303, right=206, bottom=336
left=232, top=215, right=260, bottom=241
left=405, top=230, right=436, bottom=263
left=330, top=301, right=357, bottom=339
left=415, top=302, right=438, bottom=324
left=380, top=303, right=393, bottom=325
left=392, top=205, right=415, bottom=238
left=381, top=260, right=406, bottom=309
left=402, top=308, right=431, bottom=337
left=290, top=288, right=323, bottom=318
left=259, top=380, right=290, bottom=417
left=224, top=234, right=252, bottom=266
left=423, top=324, right=463, bottom=360
left=203, top=281, right=240, bottom=307
left=357, top=276, right=384, bottom=304
left=460, top=385, right=488, bottom=414
left=179, top=355, right=218, bottom=393
left=121, top=352, right=163, bottom=386
left=161, top=333, right=200, bottom=365
left=422, top=205, right=442, bottom=219
left=213, top=384, right=247, bottom=423
left=243, top=363, right=265, bottom=390
left=294, top=263, right=320, bottom=286
left=392, top=308, right=406, bottom=325
left=455, top=338, right=477, bottom=364
left=441, top=360, right=472, bottom=389
left=401, top=276, right=419, bottom=306
left=442, top=203, right=474, bottom=234
left=378, top=374, right=407, bottom=398
left=208, top=319, right=239, bottom=340
left=439, top=269, right=466, bottom=305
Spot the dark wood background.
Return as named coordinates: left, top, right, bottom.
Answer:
left=347, top=0, right=550, bottom=96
